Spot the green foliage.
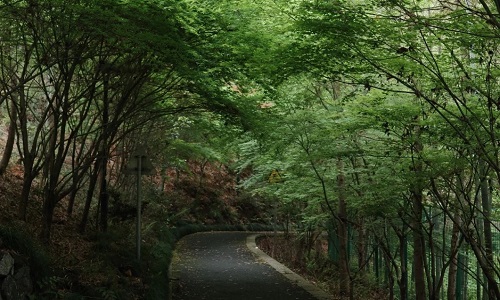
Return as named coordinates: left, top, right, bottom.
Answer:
left=2, top=0, right=499, bottom=298
left=230, top=1, right=500, bottom=298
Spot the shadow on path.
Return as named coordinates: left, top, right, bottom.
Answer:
left=170, top=232, right=329, bottom=300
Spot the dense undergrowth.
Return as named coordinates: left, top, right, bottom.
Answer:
left=257, top=234, right=388, bottom=300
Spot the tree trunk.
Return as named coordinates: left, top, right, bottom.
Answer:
left=350, top=157, right=367, bottom=274
left=357, top=219, right=366, bottom=273
left=67, top=185, right=77, bottom=217
left=18, top=171, right=34, bottom=221
left=39, top=105, right=60, bottom=242
left=18, top=151, right=36, bottom=221
left=399, top=222, right=408, bottom=300
left=0, top=99, right=16, bottom=175
left=98, top=174, right=108, bottom=232
left=479, top=159, right=496, bottom=299
left=98, top=75, right=110, bottom=232
left=40, top=181, right=57, bottom=244
left=411, top=192, right=426, bottom=300
left=67, top=138, right=80, bottom=217
left=447, top=173, right=467, bottom=300
left=447, top=216, right=461, bottom=300
left=337, top=158, right=350, bottom=297
left=79, top=164, right=99, bottom=233
left=16, top=88, right=36, bottom=221
left=410, top=124, right=426, bottom=300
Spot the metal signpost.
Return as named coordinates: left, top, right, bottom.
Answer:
left=125, top=146, right=154, bottom=261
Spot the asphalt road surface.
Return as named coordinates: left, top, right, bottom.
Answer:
left=170, top=232, right=327, bottom=300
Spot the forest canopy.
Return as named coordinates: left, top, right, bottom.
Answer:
left=0, top=0, right=499, bottom=299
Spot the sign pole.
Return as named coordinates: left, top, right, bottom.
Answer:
left=125, top=145, right=153, bottom=262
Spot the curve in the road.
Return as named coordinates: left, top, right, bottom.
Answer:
left=246, top=234, right=331, bottom=300
left=170, top=231, right=331, bottom=300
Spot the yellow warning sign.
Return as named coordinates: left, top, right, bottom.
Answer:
left=268, top=169, right=282, bottom=183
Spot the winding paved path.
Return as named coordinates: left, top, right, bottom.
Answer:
left=170, top=232, right=330, bottom=300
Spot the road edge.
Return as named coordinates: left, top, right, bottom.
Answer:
left=246, top=233, right=332, bottom=300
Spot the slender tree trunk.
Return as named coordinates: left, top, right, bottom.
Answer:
left=412, top=203, right=427, bottom=298
left=479, top=159, right=496, bottom=299
left=467, top=238, right=500, bottom=299
left=18, top=171, right=34, bottom=221
left=98, top=76, right=110, bottom=232
left=432, top=210, right=446, bottom=299
left=337, top=158, right=350, bottom=297
left=411, top=124, right=426, bottom=300
left=79, top=164, right=99, bottom=233
left=378, top=228, right=399, bottom=300
left=67, top=161, right=83, bottom=218
left=67, top=184, right=78, bottom=217
left=67, top=138, right=80, bottom=217
left=350, top=157, right=367, bottom=274
left=98, top=173, right=108, bottom=232
left=398, top=221, right=408, bottom=300
left=447, top=173, right=466, bottom=300
left=40, top=195, right=55, bottom=244
left=67, top=146, right=81, bottom=218
left=447, top=216, right=461, bottom=300
left=357, top=219, right=366, bottom=273
left=17, top=91, right=35, bottom=221
left=18, top=150, right=36, bottom=221
left=412, top=192, right=426, bottom=300
left=386, top=254, right=395, bottom=300
left=39, top=104, right=60, bottom=242
left=0, top=119, right=15, bottom=174
left=0, top=99, right=16, bottom=175
left=40, top=178, right=57, bottom=243
left=40, top=112, right=57, bottom=191
left=427, top=209, right=437, bottom=300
